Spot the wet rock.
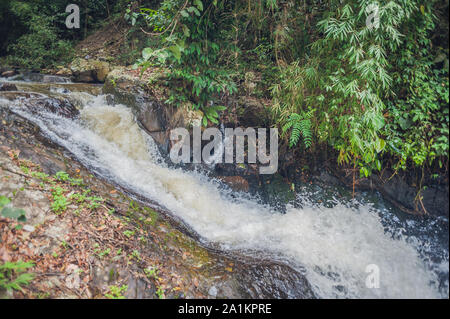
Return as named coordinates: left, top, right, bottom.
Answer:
left=11, top=82, right=101, bottom=97
left=49, top=86, right=71, bottom=94
left=137, top=100, right=166, bottom=133
left=233, top=96, right=271, bottom=127
left=208, top=286, right=218, bottom=297
left=23, top=97, right=80, bottom=119
left=103, top=68, right=205, bottom=156
left=420, top=184, right=449, bottom=218
left=0, top=91, right=44, bottom=100
left=1, top=70, right=16, bottom=78
left=56, top=67, right=73, bottom=77
left=370, top=169, right=449, bottom=217
left=23, top=225, right=35, bottom=232
left=104, top=68, right=171, bottom=152
left=321, top=163, right=449, bottom=217
left=219, top=176, right=249, bottom=192
left=313, top=170, right=341, bottom=186
left=214, top=162, right=261, bottom=193
left=104, top=69, right=164, bottom=131
left=4, top=72, right=71, bottom=84
left=170, top=102, right=204, bottom=128
left=42, top=75, right=71, bottom=83
left=94, top=63, right=110, bottom=82
left=103, top=68, right=142, bottom=106
left=231, top=261, right=316, bottom=299
left=70, top=57, right=110, bottom=83
left=0, top=82, right=18, bottom=91
left=260, top=174, right=295, bottom=209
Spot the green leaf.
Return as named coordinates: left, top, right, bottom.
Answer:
left=0, top=195, right=11, bottom=208
left=180, top=9, right=189, bottom=18
left=360, top=167, right=369, bottom=178
left=376, top=138, right=386, bottom=153
left=169, top=45, right=182, bottom=61
left=142, top=48, right=153, bottom=61
left=398, top=117, right=411, bottom=130
left=376, top=159, right=382, bottom=171
left=194, top=0, right=203, bottom=11
left=372, top=115, right=385, bottom=130
left=1, top=207, right=27, bottom=222
left=182, top=25, right=190, bottom=37
left=209, top=116, right=219, bottom=124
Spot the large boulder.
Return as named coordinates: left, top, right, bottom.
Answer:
left=232, top=96, right=271, bottom=127
left=42, top=75, right=71, bottom=83
left=1, top=70, right=16, bottom=78
left=70, top=58, right=110, bottom=83
left=171, top=102, right=203, bottom=128
left=218, top=176, right=249, bottom=192
left=370, top=169, right=449, bottom=217
left=0, top=82, right=18, bottom=91
left=103, top=67, right=169, bottom=149
left=23, top=97, right=80, bottom=119
left=55, top=67, right=73, bottom=77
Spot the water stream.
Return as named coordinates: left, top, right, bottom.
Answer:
left=1, top=78, right=448, bottom=299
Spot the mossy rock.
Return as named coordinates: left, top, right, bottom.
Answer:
left=70, top=58, right=110, bottom=83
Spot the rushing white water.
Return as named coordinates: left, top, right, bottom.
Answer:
left=2, top=93, right=448, bottom=299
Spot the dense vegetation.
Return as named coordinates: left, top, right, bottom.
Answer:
left=0, top=0, right=126, bottom=69
left=1, top=0, right=448, bottom=179
left=132, top=0, right=449, bottom=178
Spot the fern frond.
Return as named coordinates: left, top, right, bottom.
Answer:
left=284, top=111, right=314, bottom=149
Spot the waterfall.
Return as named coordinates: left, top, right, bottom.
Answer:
left=2, top=92, right=448, bottom=299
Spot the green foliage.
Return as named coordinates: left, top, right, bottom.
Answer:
left=282, top=110, right=314, bottom=149
left=95, top=247, right=111, bottom=258
left=127, top=0, right=448, bottom=174
left=134, top=0, right=237, bottom=125
left=383, top=3, right=449, bottom=169
left=5, top=2, right=74, bottom=69
left=202, top=105, right=227, bottom=126
left=55, top=171, right=84, bottom=187
left=144, top=266, right=159, bottom=280
left=31, top=171, right=51, bottom=183
left=143, top=207, right=159, bottom=226
left=50, top=186, right=69, bottom=214
left=0, top=261, right=35, bottom=294
left=0, top=195, right=10, bottom=208
left=0, top=195, right=26, bottom=222
left=105, top=284, right=128, bottom=299
left=156, top=286, right=165, bottom=299
left=271, top=0, right=448, bottom=176
left=123, top=230, right=135, bottom=238
left=55, top=171, right=70, bottom=182
left=69, top=190, right=103, bottom=211
left=0, top=0, right=130, bottom=68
